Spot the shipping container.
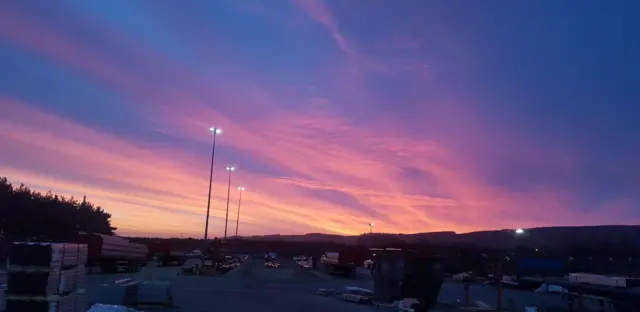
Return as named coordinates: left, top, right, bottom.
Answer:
left=518, top=258, right=564, bottom=270
left=320, top=246, right=369, bottom=277
left=517, top=257, right=564, bottom=277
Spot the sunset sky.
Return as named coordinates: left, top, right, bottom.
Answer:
left=0, top=1, right=638, bottom=238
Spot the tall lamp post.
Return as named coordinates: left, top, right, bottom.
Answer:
left=235, top=186, right=245, bottom=237
left=204, top=127, right=222, bottom=240
left=369, top=222, right=374, bottom=235
left=223, top=165, right=236, bottom=239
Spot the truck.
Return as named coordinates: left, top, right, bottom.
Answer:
left=159, top=250, right=186, bottom=267
left=149, top=241, right=186, bottom=267
left=320, top=246, right=369, bottom=277
left=264, top=252, right=277, bottom=262
left=74, top=233, right=148, bottom=273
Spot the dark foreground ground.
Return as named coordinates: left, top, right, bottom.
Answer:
left=83, top=259, right=612, bottom=312
left=86, top=259, right=379, bottom=312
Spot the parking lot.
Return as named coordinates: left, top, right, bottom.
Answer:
left=85, top=259, right=379, bottom=312
left=82, top=259, right=591, bottom=312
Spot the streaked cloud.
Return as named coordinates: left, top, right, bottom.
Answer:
left=0, top=0, right=637, bottom=237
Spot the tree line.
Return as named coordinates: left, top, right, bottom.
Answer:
left=0, top=176, right=115, bottom=241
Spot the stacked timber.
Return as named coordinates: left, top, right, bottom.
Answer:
left=76, top=234, right=147, bottom=273
left=4, top=242, right=87, bottom=312
left=97, top=235, right=147, bottom=260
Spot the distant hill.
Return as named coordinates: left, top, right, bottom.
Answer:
left=242, top=225, right=640, bottom=250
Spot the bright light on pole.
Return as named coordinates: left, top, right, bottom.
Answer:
left=369, top=222, right=374, bottom=234
left=235, top=186, right=245, bottom=237
left=223, top=165, right=236, bottom=239
left=204, top=126, right=222, bottom=240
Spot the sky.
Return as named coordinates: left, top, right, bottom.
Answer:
left=0, top=0, right=638, bottom=238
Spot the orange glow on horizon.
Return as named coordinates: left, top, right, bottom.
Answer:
left=2, top=96, right=627, bottom=238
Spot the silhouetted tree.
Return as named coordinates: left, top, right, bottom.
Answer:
left=0, top=176, right=116, bottom=240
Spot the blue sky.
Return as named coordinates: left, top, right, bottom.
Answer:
left=0, top=0, right=638, bottom=237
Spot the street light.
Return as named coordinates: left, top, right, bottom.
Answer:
left=369, top=222, right=374, bottom=234
left=235, top=186, right=245, bottom=237
left=223, top=165, right=236, bottom=239
left=515, top=228, right=525, bottom=235
left=204, top=126, right=222, bottom=240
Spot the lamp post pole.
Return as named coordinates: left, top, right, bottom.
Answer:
left=223, top=165, right=236, bottom=239
left=204, top=127, right=221, bottom=240
left=235, top=187, right=245, bottom=237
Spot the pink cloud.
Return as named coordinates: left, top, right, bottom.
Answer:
left=0, top=97, right=383, bottom=237
left=0, top=4, right=634, bottom=238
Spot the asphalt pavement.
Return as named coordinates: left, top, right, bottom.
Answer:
left=83, top=259, right=601, bottom=312
left=168, top=259, right=380, bottom=312
left=85, top=259, right=379, bottom=312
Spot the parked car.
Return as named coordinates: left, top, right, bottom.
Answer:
left=264, top=261, right=280, bottom=268
left=364, top=259, right=374, bottom=269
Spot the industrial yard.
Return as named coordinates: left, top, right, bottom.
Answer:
left=2, top=180, right=639, bottom=311
left=2, top=238, right=640, bottom=311
left=77, top=258, right=602, bottom=312
left=83, top=258, right=472, bottom=312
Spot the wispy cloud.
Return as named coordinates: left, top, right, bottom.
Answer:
left=0, top=1, right=637, bottom=237
left=290, top=0, right=352, bottom=54
left=0, top=97, right=365, bottom=237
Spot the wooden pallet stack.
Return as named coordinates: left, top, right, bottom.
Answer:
left=137, top=281, right=172, bottom=309
left=4, top=242, right=87, bottom=312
